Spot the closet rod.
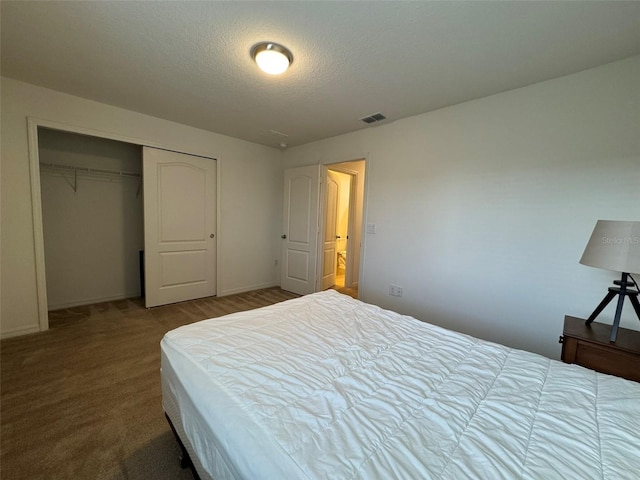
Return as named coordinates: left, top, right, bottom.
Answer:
left=39, top=162, right=140, bottom=178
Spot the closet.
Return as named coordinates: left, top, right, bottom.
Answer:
left=38, top=128, right=144, bottom=310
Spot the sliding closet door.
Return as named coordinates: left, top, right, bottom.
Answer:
left=143, top=147, right=217, bottom=308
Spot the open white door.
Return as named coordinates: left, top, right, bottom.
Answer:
left=281, top=165, right=320, bottom=295
left=321, top=171, right=339, bottom=290
left=143, top=147, right=216, bottom=307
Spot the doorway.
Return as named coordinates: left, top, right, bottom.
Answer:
left=280, top=159, right=366, bottom=298
left=320, top=160, right=365, bottom=297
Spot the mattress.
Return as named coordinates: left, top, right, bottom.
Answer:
left=160, top=290, right=640, bottom=479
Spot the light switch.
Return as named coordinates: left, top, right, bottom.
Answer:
left=366, top=223, right=377, bottom=234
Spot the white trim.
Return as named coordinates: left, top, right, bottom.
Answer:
left=29, top=117, right=160, bottom=149
left=359, top=153, right=371, bottom=304
left=27, top=118, right=49, bottom=331
left=30, top=117, right=220, bottom=159
left=217, top=281, right=279, bottom=297
left=1, top=324, right=41, bottom=339
left=46, top=292, right=141, bottom=311
left=317, top=164, right=329, bottom=292
left=216, top=157, right=222, bottom=298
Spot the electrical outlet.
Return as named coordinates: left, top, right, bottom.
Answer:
left=389, top=284, right=403, bottom=297
left=274, top=259, right=278, bottom=266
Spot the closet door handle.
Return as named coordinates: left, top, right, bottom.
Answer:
left=210, top=233, right=215, bottom=238
left=281, top=234, right=287, bottom=239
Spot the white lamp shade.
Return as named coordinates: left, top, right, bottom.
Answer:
left=580, top=220, right=640, bottom=274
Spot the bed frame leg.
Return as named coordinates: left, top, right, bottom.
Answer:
left=179, top=452, right=190, bottom=469
left=165, top=413, right=202, bottom=480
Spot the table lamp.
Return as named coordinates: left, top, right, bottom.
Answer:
left=579, top=220, right=640, bottom=342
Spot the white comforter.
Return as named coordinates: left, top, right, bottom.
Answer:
left=161, top=290, right=640, bottom=479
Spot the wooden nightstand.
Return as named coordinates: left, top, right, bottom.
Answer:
left=560, top=315, right=640, bottom=382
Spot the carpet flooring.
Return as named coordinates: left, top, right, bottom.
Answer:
left=0, top=287, right=299, bottom=480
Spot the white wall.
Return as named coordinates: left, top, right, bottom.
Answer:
left=284, top=56, right=640, bottom=359
left=39, top=129, right=144, bottom=309
left=1, top=77, right=282, bottom=337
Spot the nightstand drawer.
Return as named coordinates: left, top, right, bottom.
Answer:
left=561, top=315, right=640, bottom=382
left=572, top=340, right=640, bottom=381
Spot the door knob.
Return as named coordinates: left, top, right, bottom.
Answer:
left=210, top=233, right=215, bottom=238
left=336, top=235, right=341, bottom=239
left=281, top=234, right=287, bottom=239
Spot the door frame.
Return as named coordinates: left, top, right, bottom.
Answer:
left=316, top=158, right=368, bottom=296
left=27, top=117, right=220, bottom=331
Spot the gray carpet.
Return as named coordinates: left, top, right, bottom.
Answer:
left=0, top=288, right=299, bottom=480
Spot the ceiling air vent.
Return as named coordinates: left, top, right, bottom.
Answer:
left=360, top=112, right=386, bottom=124
left=259, top=129, right=289, bottom=139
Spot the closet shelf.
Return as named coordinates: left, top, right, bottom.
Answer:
left=39, top=162, right=142, bottom=195
left=40, top=162, right=141, bottom=178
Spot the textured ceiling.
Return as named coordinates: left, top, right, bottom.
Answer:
left=2, top=1, right=640, bottom=148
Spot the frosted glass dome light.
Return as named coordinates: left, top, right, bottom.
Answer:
left=251, top=42, right=293, bottom=75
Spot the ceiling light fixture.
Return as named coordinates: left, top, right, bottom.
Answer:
left=251, top=42, right=293, bottom=75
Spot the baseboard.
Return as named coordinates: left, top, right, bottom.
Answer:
left=48, top=291, right=140, bottom=311
left=217, top=281, right=279, bottom=297
left=1, top=324, right=41, bottom=339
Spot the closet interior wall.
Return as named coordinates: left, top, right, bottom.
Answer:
left=38, top=128, right=144, bottom=310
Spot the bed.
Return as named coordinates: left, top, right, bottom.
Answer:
left=160, top=290, right=640, bottom=479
